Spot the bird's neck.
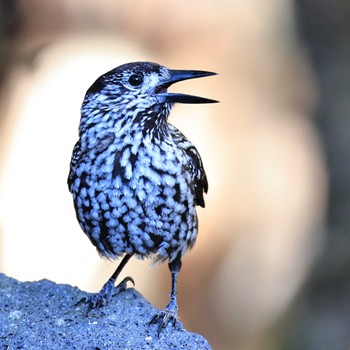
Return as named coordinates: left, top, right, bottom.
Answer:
left=79, top=104, right=171, bottom=149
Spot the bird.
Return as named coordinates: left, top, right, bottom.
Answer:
left=68, top=61, right=217, bottom=335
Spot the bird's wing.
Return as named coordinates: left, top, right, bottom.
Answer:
left=169, top=124, right=208, bottom=208
left=67, top=140, right=82, bottom=192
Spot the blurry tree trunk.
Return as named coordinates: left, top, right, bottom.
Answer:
left=281, top=1, right=350, bottom=349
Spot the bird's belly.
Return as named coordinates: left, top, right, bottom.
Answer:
left=73, top=161, right=198, bottom=261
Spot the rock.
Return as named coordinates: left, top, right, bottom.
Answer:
left=0, top=273, right=212, bottom=349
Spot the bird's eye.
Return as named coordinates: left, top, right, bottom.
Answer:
left=128, top=74, right=144, bottom=87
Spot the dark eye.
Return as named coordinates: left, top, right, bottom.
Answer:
left=128, top=74, right=144, bottom=86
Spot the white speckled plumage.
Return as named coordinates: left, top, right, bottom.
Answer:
left=69, top=62, right=208, bottom=262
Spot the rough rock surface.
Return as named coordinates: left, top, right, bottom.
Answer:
left=0, top=273, right=212, bottom=349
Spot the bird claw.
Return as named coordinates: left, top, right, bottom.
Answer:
left=149, top=302, right=179, bottom=337
left=74, top=276, right=135, bottom=315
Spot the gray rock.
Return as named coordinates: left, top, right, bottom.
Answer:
left=0, top=273, right=212, bottom=350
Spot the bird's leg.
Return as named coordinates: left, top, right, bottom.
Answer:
left=150, top=255, right=182, bottom=336
left=75, top=253, right=134, bottom=315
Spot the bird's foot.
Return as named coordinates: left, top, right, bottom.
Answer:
left=149, top=299, right=180, bottom=337
left=75, top=276, right=134, bottom=315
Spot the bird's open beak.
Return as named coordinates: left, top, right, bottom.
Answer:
left=155, top=70, right=218, bottom=104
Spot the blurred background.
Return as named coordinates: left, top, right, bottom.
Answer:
left=0, top=1, right=349, bottom=349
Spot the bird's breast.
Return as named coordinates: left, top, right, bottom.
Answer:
left=78, top=132, right=190, bottom=197
left=113, top=137, right=190, bottom=191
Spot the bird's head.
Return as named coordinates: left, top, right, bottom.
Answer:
left=79, top=62, right=217, bottom=135
left=84, top=61, right=217, bottom=109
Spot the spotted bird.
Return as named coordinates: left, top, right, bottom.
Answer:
left=68, top=61, right=217, bottom=335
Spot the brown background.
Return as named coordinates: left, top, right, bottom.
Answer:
left=0, top=1, right=348, bottom=349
